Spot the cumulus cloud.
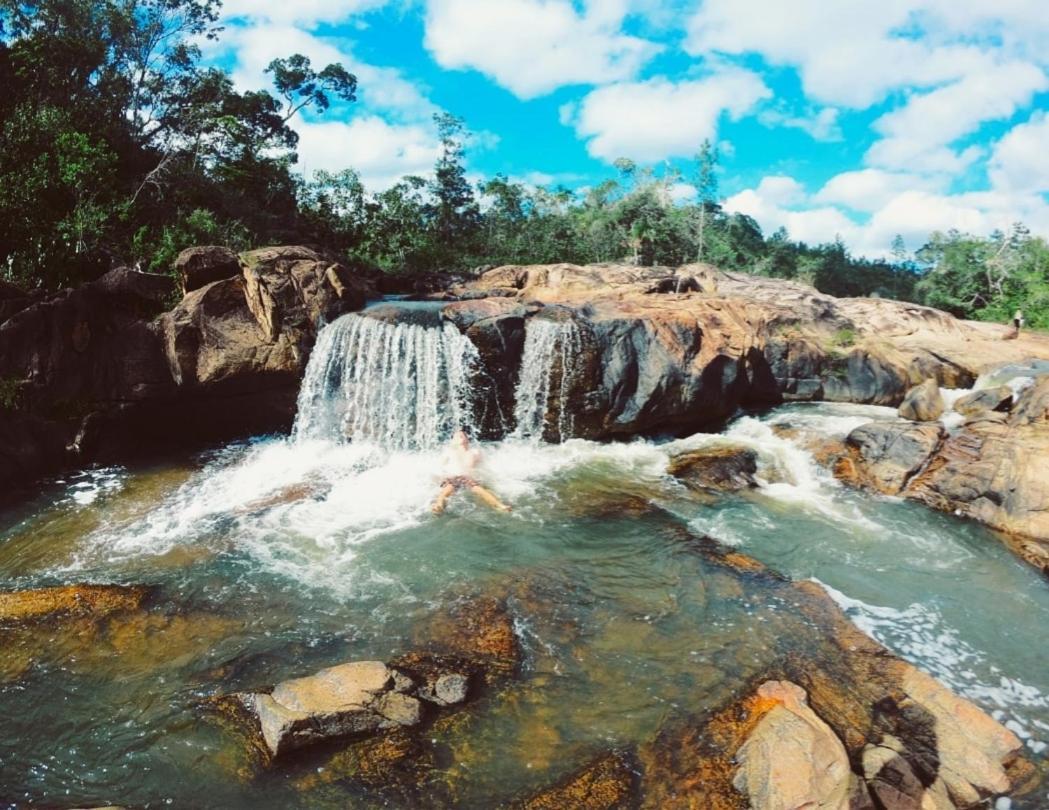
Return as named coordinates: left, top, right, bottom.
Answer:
left=219, top=0, right=389, bottom=27
left=725, top=173, right=1049, bottom=259
left=568, top=70, right=770, bottom=162
left=295, top=117, right=441, bottom=190
left=423, top=0, right=661, bottom=98
left=757, top=105, right=842, bottom=142
left=814, top=169, right=949, bottom=213
left=988, top=112, right=1049, bottom=193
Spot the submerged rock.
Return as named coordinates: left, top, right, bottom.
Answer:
left=411, top=595, right=521, bottom=682
left=667, top=445, right=758, bottom=492
left=516, top=750, right=638, bottom=810
left=0, top=584, right=150, bottom=624
left=898, top=378, right=945, bottom=421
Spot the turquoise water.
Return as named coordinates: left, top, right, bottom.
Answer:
left=1, top=403, right=1047, bottom=807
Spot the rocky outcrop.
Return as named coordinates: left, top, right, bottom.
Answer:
left=898, top=378, right=945, bottom=421
left=634, top=547, right=1032, bottom=810
left=667, top=445, right=758, bottom=492
left=440, top=262, right=1013, bottom=439
left=0, top=246, right=374, bottom=491
left=174, top=245, right=242, bottom=294
left=833, top=378, right=1049, bottom=575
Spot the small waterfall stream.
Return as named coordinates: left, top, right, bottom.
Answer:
left=512, top=319, right=582, bottom=441
left=292, top=313, right=479, bottom=449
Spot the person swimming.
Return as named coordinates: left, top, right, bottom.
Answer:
left=431, top=429, right=511, bottom=515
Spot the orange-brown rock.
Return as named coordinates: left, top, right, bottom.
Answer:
left=0, top=584, right=150, bottom=624
left=517, top=750, right=637, bottom=810
left=411, top=595, right=520, bottom=682
left=667, top=445, right=758, bottom=492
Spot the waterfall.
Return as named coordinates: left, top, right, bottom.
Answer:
left=292, top=313, right=479, bottom=449
left=512, top=319, right=583, bottom=441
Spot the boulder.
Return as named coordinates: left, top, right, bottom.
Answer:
left=410, top=595, right=520, bottom=682
left=731, top=681, right=852, bottom=810
left=233, top=661, right=423, bottom=758
left=834, top=421, right=944, bottom=495
left=174, top=245, right=242, bottom=294
left=954, top=386, right=1012, bottom=417
left=667, top=445, right=758, bottom=492
left=898, top=379, right=945, bottom=421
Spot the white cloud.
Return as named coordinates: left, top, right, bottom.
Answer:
left=568, top=70, right=770, bottom=162
left=865, top=61, right=1048, bottom=173
left=295, top=117, right=441, bottom=190
left=757, top=105, right=842, bottom=141
left=725, top=173, right=1049, bottom=259
left=219, top=0, right=389, bottom=27
left=814, top=169, right=948, bottom=213
left=988, top=112, right=1049, bottom=193
left=423, top=0, right=661, bottom=98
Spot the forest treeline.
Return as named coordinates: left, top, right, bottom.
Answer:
left=2, top=0, right=1047, bottom=328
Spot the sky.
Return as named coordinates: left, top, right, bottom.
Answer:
left=208, top=0, right=1049, bottom=258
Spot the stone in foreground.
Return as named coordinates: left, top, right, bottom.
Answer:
left=667, top=445, right=758, bottom=492
left=0, top=584, right=150, bottom=624
left=239, top=661, right=422, bottom=758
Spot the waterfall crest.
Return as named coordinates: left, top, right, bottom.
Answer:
left=292, top=314, right=479, bottom=449
left=512, top=319, right=582, bottom=441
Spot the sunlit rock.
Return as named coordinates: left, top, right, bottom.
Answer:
left=667, top=445, right=758, bottom=492
left=899, top=379, right=946, bottom=421
left=954, top=386, right=1013, bottom=417
left=0, top=583, right=150, bottom=624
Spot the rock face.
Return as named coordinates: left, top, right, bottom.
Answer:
left=174, top=245, right=242, bottom=294
left=517, top=751, right=637, bottom=810
left=898, top=378, right=945, bottom=421
left=0, top=246, right=373, bottom=490
left=834, top=378, right=1049, bottom=575
left=667, top=445, right=758, bottom=492
left=441, top=262, right=1011, bottom=440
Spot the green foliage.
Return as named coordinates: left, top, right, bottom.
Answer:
left=0, top=377, right=22, bottom=411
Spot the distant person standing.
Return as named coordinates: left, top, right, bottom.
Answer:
left=1014, top=309, right=1025, bottom=333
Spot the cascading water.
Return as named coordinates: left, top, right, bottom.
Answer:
left=292, top=313, right=479, bottom=449
left=512, top=319, right=583, bottom=441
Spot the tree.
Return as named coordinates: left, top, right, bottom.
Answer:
left=693, top=139, right=719, bottom=262
left=428, top=113, right=480, bottom=253
left=265, top=55, right=357, bottom=122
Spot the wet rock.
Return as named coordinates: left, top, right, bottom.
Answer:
left=291, top=727, right=434, bottom=794
left=954, top=386, right=1012, bottom=417
left=516, top=750, right=638, bottom=810
left=667, top=445, right=758, bottom=492
left=731, top=681, right=852, bottom=810
left=0, top=584, right=150, bottom=624
left=388, top=651, right=472, bottom=707
left=899, top=379, right=945, bottom=421
left=834, top=421, right=944, bottom=495
left=233, top=661, right=423, bottom=758
left=175, top=245, right=242, bottom=295
left=412, top=595, right=520, bottom=682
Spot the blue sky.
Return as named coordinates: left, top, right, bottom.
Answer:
left=208, top=0, right=1049, bottom=258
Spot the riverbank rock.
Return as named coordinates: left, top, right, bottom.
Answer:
left=667, top=445, right=758, bottom=492
left=633, top=546, right=1031, bottom=810
left=898, top=378, right=945, bottom=421
left=831, top=377, right=1049, bottom=574
left=0, top=584, right=150, bottom=624
left=833, top=421, right=944, bottom=495
left=954, top=386, right=1013, bottom=417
